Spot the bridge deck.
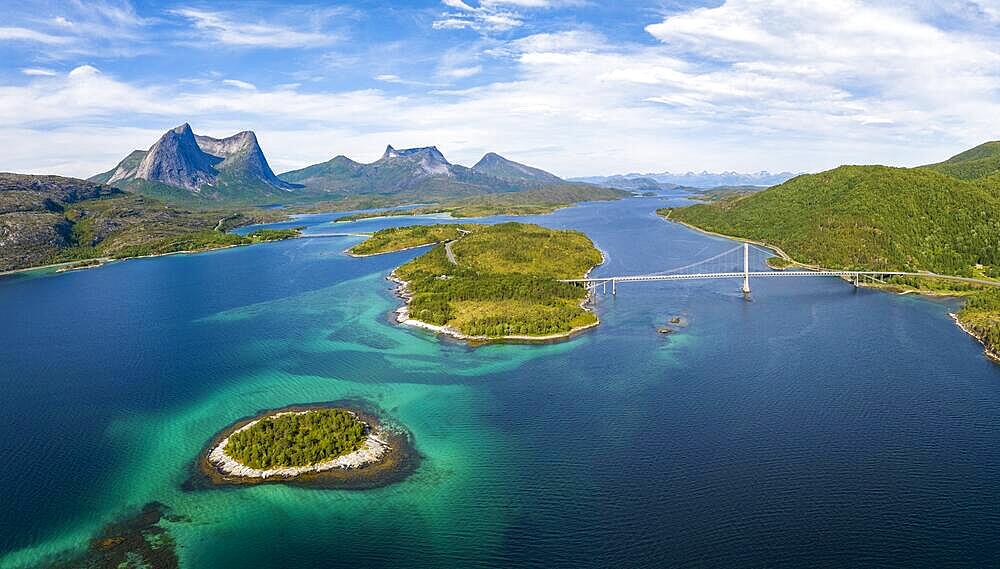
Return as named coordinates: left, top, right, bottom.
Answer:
left=562, top=271, right=1000, bottom=288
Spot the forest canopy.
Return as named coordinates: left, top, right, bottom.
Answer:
left=224, top=408, right=367, bottom=469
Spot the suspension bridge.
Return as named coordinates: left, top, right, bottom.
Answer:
left=562, top=242, right=1000, bottom=296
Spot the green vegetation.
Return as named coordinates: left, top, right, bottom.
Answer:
left=54, top=223, right=301, bottom=263
left=923, top=141, right=1000, bottom=180
left=381, top=222, right=602, bottom=338
left=224, top=408, right=367, bottom=469
left=690, top=185, right=769, bottom=202
left=663, top=141, right=1000, bottom=359
left=336, top=184, right=628, bottom=222
left=664, top=166, right=1000, bottom=275
left=767, top=256, right=793, bottom=269
left=348, top=224, right=477, bottom=256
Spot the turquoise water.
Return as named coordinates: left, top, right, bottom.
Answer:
left=2, top=197, right=1000, bottom=567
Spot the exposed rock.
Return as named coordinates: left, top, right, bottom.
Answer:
left=134, top=123, right=221, bottom=191
left=92, top=123, right=301, bottom=199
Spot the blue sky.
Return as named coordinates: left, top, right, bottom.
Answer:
left=2, top=0, right=1000, bottom=178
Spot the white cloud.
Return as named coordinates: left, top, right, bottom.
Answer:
left=0, top=27, right=70, bottom=44
left=172, top=8, right=339, bottom=48
left=222, top=79, right=257, bottom=90
left=442, top=65, right=482, bottom=79
left=433, top=0, right=529, bottom=33
left=6, top=1, right=1000, bottom=179
left=20, top=68, right=58, bottom=76
left=1, top=2, right=154, bottom=58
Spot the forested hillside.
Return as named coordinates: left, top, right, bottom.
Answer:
left=663, top=142, right=1000, bottom=360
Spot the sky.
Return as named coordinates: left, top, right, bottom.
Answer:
left=3, top=0, right=1000, bottom=179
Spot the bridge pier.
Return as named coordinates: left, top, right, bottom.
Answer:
left=612, top=279, right=616, bottom=295
left=741, top=242, right=751, bottom=295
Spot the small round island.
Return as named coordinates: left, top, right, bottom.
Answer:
left=191, top=404, right=418, bottom=490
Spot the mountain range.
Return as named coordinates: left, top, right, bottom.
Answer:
left=572, top=170, right=798, bottom=189
left=92, top=124, right=585, bottom=205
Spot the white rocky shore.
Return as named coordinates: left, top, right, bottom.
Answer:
left=208, top=411, right=390, bottom=479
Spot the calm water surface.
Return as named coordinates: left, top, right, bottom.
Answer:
left=2, top=196, right=1000, bottom=568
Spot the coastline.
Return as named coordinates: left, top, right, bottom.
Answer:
left=345, top=241, right=438, bottom=258
left=188, top=402, right=419, bottom=490
left=660, top=212, right=800, bottom=265
left=0, top=244, right=245, bottom=278
left=660, top=213, right=1000, bottom=362
left=0, top=234, right=321, bottom=279
left=950, top=312, right=1000, bottom=363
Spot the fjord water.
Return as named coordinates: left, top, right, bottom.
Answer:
left=3, top=197, right=1000, bottom=568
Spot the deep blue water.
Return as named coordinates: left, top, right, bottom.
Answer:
left=2, top=196, right=1000, bottom=568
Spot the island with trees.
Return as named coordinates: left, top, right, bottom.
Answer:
left=194, top=404, right=418, bottom=489
left=348, top=222, right=604, bottom=342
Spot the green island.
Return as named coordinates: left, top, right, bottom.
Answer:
left=350, top=222, right=603, bottom=340
left=334, top=184, right=627, bottom=222
left=224, top=408, right=366, bottom=469
left=195, top=404, right=419, bottom=489
left=661, top=141, right=1000, bottom=360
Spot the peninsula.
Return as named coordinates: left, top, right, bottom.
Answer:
left=194, top=404, right=417, bottom=489
left=348, top=222, right=603, bottom=342
left=661, top=141, right=1000, bottom=361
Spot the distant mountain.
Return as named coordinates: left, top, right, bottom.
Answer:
left=568, top=174, right=682, bottom=192
left=95, top=133, right=622, bottom=208
left=91, top=124, right=299, bottom=202
left=572, top=170, right=797, bottom=189
left=470, top=152, right=563, bottom=185
left=280, top=146, right=569, bottom=200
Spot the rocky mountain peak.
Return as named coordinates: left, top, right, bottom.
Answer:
left=94, top=124, right=299, bottom=195
left=134, top=124, right=221, bottom=191
left=379, top=144, right=453, bottom=177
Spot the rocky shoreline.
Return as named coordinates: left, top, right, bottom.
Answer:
left=207, top=409, right=389, bottom=479
left=950, top=312, right=1000, bottom=363
left=189, top=403, right=419, bottom=490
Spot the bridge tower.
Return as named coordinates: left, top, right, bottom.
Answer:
left=741, top=242, right=751, bottom=295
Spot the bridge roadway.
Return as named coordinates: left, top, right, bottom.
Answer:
left=562, top=270, right=1000, bottom=290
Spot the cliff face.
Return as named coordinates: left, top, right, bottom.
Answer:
left=0, top=174, right=121, bottom=271
left=195, top=131, right=298, bottom=190
left=134, top=124, right=221, bottom=191
left=92, top=124, right=299, bottom=201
